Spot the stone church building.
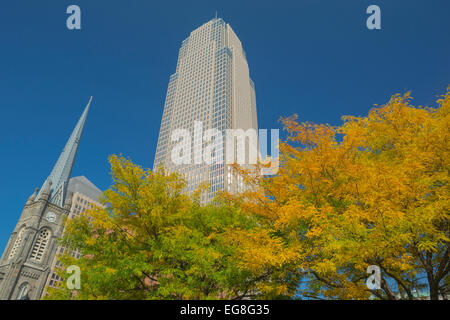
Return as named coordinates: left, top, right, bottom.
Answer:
left=0, top=97, right=97, bottom=300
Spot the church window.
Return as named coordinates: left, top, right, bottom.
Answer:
left=8, top=228, right=25, bottom=260
left=16, top=283, right=29, bottom=300
left=30, top=229, right=51, bottom=262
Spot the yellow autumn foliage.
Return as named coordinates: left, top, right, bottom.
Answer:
left=227, top=87, right=449, bottom=300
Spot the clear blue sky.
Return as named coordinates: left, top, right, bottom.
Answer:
left=0, top=0, right=449, bottom=249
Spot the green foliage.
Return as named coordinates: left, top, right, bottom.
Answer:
left=44, top=156, right=290, bottom=300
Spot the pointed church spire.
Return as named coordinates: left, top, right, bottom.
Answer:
left=37, top=97, right=93, bottom=207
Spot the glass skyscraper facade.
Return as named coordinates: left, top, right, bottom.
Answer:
left=154, top=18, right=258, bottom=202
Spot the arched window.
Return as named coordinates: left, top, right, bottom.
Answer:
left=30, top=229, right=51, bottom=262
left=8, top=228, right=25, bottom=260
left=17, top=282, right=29, bottom=300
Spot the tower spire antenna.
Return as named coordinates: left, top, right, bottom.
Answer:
left=37, top=96, right=93, bottom=207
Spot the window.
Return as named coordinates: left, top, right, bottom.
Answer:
left=8, top=228, right=25, bottom=260
left=17, top=283, right=29, bottom=300
left=30, top=229, right=51, bottom=262
left=49, top=272, right=62, bottom=288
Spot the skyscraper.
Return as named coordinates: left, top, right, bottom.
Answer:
left=0, top=98, right=92, bottom=300
left=153, top=18, right=258, bottom=201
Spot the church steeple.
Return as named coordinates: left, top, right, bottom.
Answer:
left=37, top=96, right=93, bottom=207
left=0, top=96, right=94, bottom=300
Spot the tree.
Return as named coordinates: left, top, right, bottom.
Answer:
left=44, top=155, right=295, bottom=300
left=45, top=88, right=449, bottom=300
left=229, top=88, right=449, bottom=299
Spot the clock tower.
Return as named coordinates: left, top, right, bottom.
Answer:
left=0, top=97, right=92, bottom=300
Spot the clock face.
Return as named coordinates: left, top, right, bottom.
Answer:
left=46, top=212, right=57, bottom=223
